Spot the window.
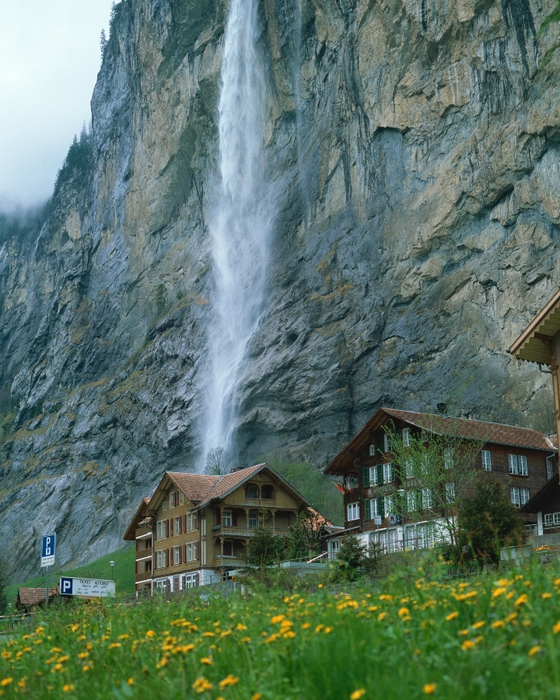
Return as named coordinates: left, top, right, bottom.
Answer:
left=555, top=513, right=560, bottom=526
left=222, top=541, right=233, bottom=557
left=407, top=490, right=416, bottom=512
left=444, top=448, right=453, bottom=470
left=186, top=542, right=199, bottom=562
left=481, top=450, right=492, bottom=471
left=405, top=458, right=413, bottom=479
left=179, top=492, right=184, bottom=505
left=162, top=500, right=167, bottom=512
left=420, top=429, right=428, bottom=442
left=222, top=509, right=233, bottom=527
left=445, top=482, right=456, bottom=503
left=156, top=550, right=168, bottom=569
left=173, top=546, right=181, bottom=565
left=169, top=493, right=175, bottom=509
left=383, top=434, right=392, bottom=453
left=384, top=495, right=393, bottom=515
left=383, top=462, right=395, bottom=484
left=261, top=484, right=274, bottom=499
left=246, top=484, right=259, bottom=499
left=422, top=488, right=433, bottom=509
left=347, top=502, right=360, bottom=521
left=371, top=498, right=379, bottom=517
left=369, top=443, right=376, bottom=456
left=510, top=487, right=529, bottom=507
left=545, top=513, right=553, bottom=527
left=369, top=464, right=383, bottom=486
left=509, top=454, right=528, bottom=476
left=156, top=520, right=168, bottom=540
left=420, top=455, right=429, bottom=475
left=248, top=511, right=258, bottom=528
left=187, top=513, right=198, bottom=532
left=402, top=428, right=410, bottom=447
left=174, top=516, right=181, bottom=536
left=387, top=528, right=398, bottom=553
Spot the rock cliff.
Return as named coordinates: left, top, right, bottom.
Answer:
left=1, top=0, right=560, bottom=581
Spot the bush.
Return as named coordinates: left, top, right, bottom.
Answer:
left=244, top=526, right=286, bottom=568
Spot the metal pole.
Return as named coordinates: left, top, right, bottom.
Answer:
left=45, top=566, right=49, bottom=607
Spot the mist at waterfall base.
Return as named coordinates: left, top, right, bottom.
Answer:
left=201, top=0, right=275, bottom=472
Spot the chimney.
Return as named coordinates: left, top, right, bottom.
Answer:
left=230, top=466, right=244, bottom=473
left=436, top=403, right=447, bottom=415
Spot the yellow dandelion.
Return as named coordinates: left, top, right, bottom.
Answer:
left=445, top=612, right=458, bottom=621
left=315, top=624, right=324, bottom=633
left=541, top=593, right=552, bottom=599
left=145, top=630, right=155, bottom=638
left=192, top=677, right=213, bottom=693
left=302, top=622, right=310, bottom=629
left=219, top=675, right=239, bottom=689
left=398, top=607, right=410, bottom=619
left=200, top=657, right=214, bottom=665
left=127, top=678, right=134, bottom=686
left=62, top=684, right=75, bottom=692
left=0, top=679, right=13, bottom=687
left=528, top=645, right=541, bottom=657
left=271, top=615, right=285, bottom=624
left=491, top=620, right=504, bottom=629
left=423, top=683, right=437, bottom=695
left=378, top=612, right=387, bottom=622
left=251, top=694, right=263, bottom=700
left=461, top=640, right=476, bottom=651
left=350, top=689, right=366, bottom=700
left=515, top=594, right=528, bottom=607
left=324, top=627, right=333, bottom=634
left=472, top=621, right=485, bottom=629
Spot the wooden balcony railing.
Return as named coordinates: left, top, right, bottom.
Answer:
left=135, top=571, right=152, bottom=583
left=136, top=547, right=152, bottom=560
left=212, top=526, right=279, bottom=537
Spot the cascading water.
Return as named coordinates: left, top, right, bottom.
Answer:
left=202, top=0, right=274, bottom=470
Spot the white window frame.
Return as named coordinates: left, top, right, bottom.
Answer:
left=169, top=493, right=175, bottom=509
left=402, top=428, right=410, bottom=447
left=222, top=509, right=233, bottom=527
left=545, top=513, right=553, bottom=527
left=384, top=434, right=392, bottom=453
left=174, top=516, right=181, bottom=536
left=407, top=490, right=416, bottom=512
left=384, top=495, right=393, bottom=515
left=508, top=454, right=519, bottom=475
left=156, top=520, right=168, bottom=540
left=162, top=500, right=167, bottom=512
left=383, top=462, right=394, bottom=484
left=179, top=492, right=184, bottom=505
left=347, top=502, right=360, bottom=521
left=519, top=455, right=528, bottom=476
left=445, top=482, right=456, bottom=503
left=405, top=458, right=413, bottom=479
left=422, top=488, right=433, bottom=509
left=481, top=449, right=492, bottom=471
left=371, top=498, right=379, bottom=517
left=248, top=511, right=258, bottom=528
left=156, top=550, right=168, bottom=569
left=173, top=546, right=180, bottom=565
left=554, top=512, right=560, bottom=526
left=369, top=443, right=376, bottom=457
left=444, top=448, right=453, bottom=470
left=520, top=488, right=529, bottom=506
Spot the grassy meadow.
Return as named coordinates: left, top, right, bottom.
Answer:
left=2, top=555, right=560, bottom=699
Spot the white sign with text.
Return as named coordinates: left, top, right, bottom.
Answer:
left=59, top=577, right=115, bottom=598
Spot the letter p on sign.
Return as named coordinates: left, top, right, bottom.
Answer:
left=60, top=578, right=73, bottom=596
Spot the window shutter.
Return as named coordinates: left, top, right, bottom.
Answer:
left=195, top=573, right=200, bottom=587
left=195, top=514, right=199, bottom=530
left=376, top=464, right=383, bottom=486
left=166, top=519, right=170, bottom=537
left=179, top=546, right=182, bottom=564
left=232, top=510, right=238, bottom=527
left=391, top=464, right=396, bottom=482
left=184, top=514, right=187, bottom=532
left=364, top=499, right=371, bottom=520
left=377, top=496, right=384, bottom=516
left=179, top=516, right=183, bottom=534
left=215, top=508, right=221, bottom=525
left=362, top=466, right=370, bottom=488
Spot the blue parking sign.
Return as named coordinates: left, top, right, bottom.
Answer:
left=41, top=533, right=56, bottom=567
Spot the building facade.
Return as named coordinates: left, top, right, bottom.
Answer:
left=324, top=408, right=557, bottom=555
left=124, top=464, right=311, bottom=595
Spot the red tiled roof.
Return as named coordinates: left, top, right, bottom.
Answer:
left=325, top=407, right=557, bottom=475
left=17, top=588, right=58, bottom=607
left=166, top=464, right=267, bottom=507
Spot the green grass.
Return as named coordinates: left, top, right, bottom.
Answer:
left=5, top=545, right=135, bottom=604
left=2, top=555, right=560, bottom=698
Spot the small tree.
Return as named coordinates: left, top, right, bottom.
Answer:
left=205, top=447, right=230, bottom=475
left=458, top=476, right=526, bottom=565
left=287, top=511, right=326, bottom=560
left=385, top=416, right=486, bottom=560
left=245, top=526, right=286, bottom=568
left=333, top=536, right=368, bottom=581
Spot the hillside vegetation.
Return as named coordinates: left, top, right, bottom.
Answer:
left=1, top=555, right=560, bottom=698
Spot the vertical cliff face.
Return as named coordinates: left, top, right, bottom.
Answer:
left=1, top=0, right=560, bottom=581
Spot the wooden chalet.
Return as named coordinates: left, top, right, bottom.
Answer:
left=324, top=408, right=557, bottom=555
left=17, top=587, right=58, bottom=611
left=124, top=464, right=312, bottom=595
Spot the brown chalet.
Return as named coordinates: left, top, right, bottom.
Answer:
left=124, top=464, right=311, bottom=595
left=324, top=408, right=557, bottom=555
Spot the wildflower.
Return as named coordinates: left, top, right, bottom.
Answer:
left=251, top=694, right=263, bottom=700
left=200, top=657, right=214, bottom=665
left=398, top=607, right=410, bottom=619
left=145, top=630, right=155, bottom=638
left=423, top=684, right=437, bottom=695
left=553, top=621, right=560, bottom=634
left=445, top=612, right=459, bottom=621
left=522, top=620, right=531, bottom=627
left=62, top=685, right=75, bottom=692
left=350, top=690, right=366, bottom=700
left=528, top=646, right=542, bottom=657
left=236, top=623, right=247, bottom=631
left=108, top=643, right=121, bottom=649
left=472, top=621, right=485, bottom=629
left=192, top=677, right=213, bottom=693
left=301, top=623, right=310, bottom=629
left=491, top=621, right=504, bottom=629
left=241, top=637, right=251, bottom=643
left=219, top=675, right=239, bottom=689
left=379, top=594, right=392, bottom=601
left=315, top=624, right=324, bottom=633
left=492, top=588, right=506, bottom=598
left=461, top=640, right=476, bottom=651
left=515, top=594, right=528, bottom=607
left=127, top=678, right=134, bottom=686
left=0, top=679, right=13, bottom=687
left=324, top=627, right=333, bottom=634
left=378, top=612, right=387, bottom=622
left=505, top=612, right=517, bottom=623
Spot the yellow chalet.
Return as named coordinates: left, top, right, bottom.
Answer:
left=124, top=463, right=311, bottom=595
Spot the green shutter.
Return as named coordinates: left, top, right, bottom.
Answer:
left=391, top=463, right=396, bottom=482
left=365, top=499, right=371, bottom=520
left=362, top=466, right=370, bottom=488
left=376, top=464, right=383, bottom=486
left=377, top=496, right=384, bottom=516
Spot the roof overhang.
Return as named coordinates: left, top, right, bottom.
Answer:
left=509, top=290, right=560, bottom=365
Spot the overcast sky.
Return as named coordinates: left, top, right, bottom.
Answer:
left=0, top=1, right=115, bottom=210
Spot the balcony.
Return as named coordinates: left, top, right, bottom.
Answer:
left=213, top=526, right=279, bottom=537
left=136, top=547, right=152, bottom=560
left=135, top=571, right=152, bottom=583
left=242, top=499, right=276, bottom=508
left=214, top=554, right=245, bottom=565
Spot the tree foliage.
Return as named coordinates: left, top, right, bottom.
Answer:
left=288, top=511, right=326, bottom=560
left=54, top=125, right=93, bottom=195
left=205, top=447, right=230, bottom=476
left=332, top=536, right=380, bottom=582
left=458, top=476, right=526, bottom=565
left=245, top=526, right=286, bottom=568
left=0, top=561, right=7, bottom=614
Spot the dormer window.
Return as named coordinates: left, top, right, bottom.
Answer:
left=402, top=428, right=410, bottom=447
left=247, top=484, right=259, bottom=499
left=383, top=434, right=392, bottom=453
left=368, top=443, right=376, bottom=457
left=261, top=484, right=274, bottom=499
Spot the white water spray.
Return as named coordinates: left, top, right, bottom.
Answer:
left=202, top=0, right=273, bottom=468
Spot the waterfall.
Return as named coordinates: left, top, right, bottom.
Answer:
left=202, top=0, right=273, bottom=470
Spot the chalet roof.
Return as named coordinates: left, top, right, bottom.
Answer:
left=324, top=407, right=557, bottom=475
left=17, top=588, right=58, bottom=608
left=123, top=496, right=152, bottom=541
left=521, top=474, right=560, bottom=515
left=509, top=289, right=560, bottom=365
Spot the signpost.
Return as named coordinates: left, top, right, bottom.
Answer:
left=59, top=577, right=116, bottom=598
left=41, top=533, right=56, bottom=607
